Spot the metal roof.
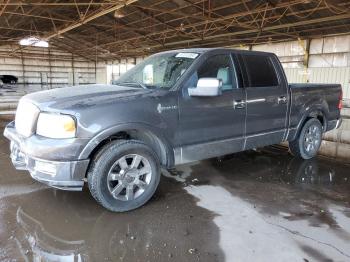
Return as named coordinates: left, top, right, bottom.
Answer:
left=0, top=0, right=349, bottom=61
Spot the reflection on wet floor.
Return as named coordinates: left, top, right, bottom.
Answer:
left=1, top=130, right=350, bottom=261
left=176, top=147, right=350, bottom=261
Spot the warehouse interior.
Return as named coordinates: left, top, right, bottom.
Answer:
left=0, top=0, right=350, bottom=261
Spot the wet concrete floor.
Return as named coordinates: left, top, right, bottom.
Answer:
left=1, top=118, right=350, bottom=261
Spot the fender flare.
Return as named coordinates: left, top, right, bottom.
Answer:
left=292, top=105, right=329, bottom=141
left=79, top=122, right=174, bottom=167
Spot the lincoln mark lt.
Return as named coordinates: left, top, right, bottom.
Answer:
left=4, top=48, right=342, bottom=211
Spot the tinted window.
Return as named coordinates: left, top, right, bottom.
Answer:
left=196, top=54, right=237, bottom=91
left=242, top=54, right=279, bottom=87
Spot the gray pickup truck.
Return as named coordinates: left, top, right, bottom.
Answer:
left=4, top=48, right=342, bottom=212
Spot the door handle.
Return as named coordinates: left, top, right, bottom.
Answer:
left=233, top=100, right=246, bottom=109
left=246, top=98, right=266, bottom=104
left=278, top=96, right=287, bottom=104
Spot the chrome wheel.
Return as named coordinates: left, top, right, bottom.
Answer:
left=107, top=154, right=152, bottom=201
left=304, top=124, right=321, bottom=154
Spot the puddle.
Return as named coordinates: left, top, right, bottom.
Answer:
left=0, top=180, right=224, bottom=262
left=168, top=148, right=350, bottom=261
left=1, top=122, right=350, bottom=261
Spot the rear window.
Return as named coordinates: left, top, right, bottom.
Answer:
left=242, top=54, right=279, bottom=87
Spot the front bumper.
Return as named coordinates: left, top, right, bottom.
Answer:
left=4, top=121, right=89, bottom=191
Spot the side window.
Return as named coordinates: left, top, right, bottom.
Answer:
left=242, top=54, right=279, bottom=87
left=197, top=54, right=237, bottom=91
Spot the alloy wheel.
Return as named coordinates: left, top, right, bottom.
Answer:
left=107, top=154, right=152, bottom=201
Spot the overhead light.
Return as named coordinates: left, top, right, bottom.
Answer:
left=114, top=9, right=125, bottom=18
left=19, top=37, right=49, bottom=48
left=179, top=22, right=185, bottom=32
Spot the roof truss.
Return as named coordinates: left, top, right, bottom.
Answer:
left=0, top=0, right=349, bottom=61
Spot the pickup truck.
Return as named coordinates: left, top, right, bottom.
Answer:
left=4, top=48, right=342, bottom=212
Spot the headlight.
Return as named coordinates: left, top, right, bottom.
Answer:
left=15, top=100, right=40, bottom=137
left=36, top=113, right=76, bottom=139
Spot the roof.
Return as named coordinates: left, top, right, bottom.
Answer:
left=0, top=0, right=349, bottom=61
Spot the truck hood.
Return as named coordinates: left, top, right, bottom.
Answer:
left=23, top=84, right=153, bottom=112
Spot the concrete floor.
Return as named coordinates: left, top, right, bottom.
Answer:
left=1, top=119, right=350, bottom=262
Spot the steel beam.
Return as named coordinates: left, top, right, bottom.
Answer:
left=45, top=0, right=139, bottom=40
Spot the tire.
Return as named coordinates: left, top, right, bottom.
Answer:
left=289, top=118, right=323, bottom=160
left=87, top=140, right=161, bottom=212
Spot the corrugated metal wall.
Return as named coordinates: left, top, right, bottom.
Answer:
left=284, top=67, right=350, bottom=99
left=0, top=45, right=107, bottom=87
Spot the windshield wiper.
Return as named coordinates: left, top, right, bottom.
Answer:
left=114, top=81, right=148, bottom=89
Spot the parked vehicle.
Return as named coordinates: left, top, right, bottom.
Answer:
left=4, top=48, right=342, bottom=212
left=0, top=74, right=18, bottom=85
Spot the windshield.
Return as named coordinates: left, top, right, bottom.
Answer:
left=113, top=52, right=199, bottom=89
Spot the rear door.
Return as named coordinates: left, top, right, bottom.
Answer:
left=177, top=52, right=246, bottom=163
left=237, top=53, right=289, bottom=149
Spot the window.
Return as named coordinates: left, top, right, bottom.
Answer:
left=242, top=54, right=279, bottom=87
left=197, top=54, right=236, bottom=91
left=114, top=52, right=198, bottom=89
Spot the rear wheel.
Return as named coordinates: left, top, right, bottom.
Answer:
left=289, top=118, right=323, bottom=159
left=87, top=140, right=160, bottom=212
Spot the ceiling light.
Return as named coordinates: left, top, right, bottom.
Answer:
left=19, top=37, right=49, bottom=48
left=114, top=9, right=125, bottom=18
left=179, top=22, right=185, bottom=32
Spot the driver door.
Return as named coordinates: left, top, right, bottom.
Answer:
left=177, top=53, right=246, bottom=164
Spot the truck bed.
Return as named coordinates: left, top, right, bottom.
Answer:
left=288, top=83, right=342, bottom=136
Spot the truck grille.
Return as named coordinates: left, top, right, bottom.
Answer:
left=15, top=99, right=40, bottom=137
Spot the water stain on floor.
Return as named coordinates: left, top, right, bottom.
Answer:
left=1, top=118, right=350, bottom=261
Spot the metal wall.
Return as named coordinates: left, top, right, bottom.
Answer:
left=0, top=45, right=106, bottom=87
left=284, top=67, right=350, bottom=99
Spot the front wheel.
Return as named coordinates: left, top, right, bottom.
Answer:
left=289, top=118, right=323, bottom=160
left=87, top=140, right=160, bottom=212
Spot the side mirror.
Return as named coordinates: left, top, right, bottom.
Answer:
left=188, top=78, right=222, bottom=97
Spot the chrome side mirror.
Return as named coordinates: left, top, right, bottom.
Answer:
left=188, top=78, right=222, bottom=97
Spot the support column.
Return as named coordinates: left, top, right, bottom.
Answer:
left=304, top=39, right=310, bottom=68
left=71, top=54, right=75, bottom=85
left=48, top=47, right=52, bottom=89
left=302, top=39, right=310, bottom=83
left=20, top=50, right=25, bottom=85
left=95, top=60, right=97, bottom=84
